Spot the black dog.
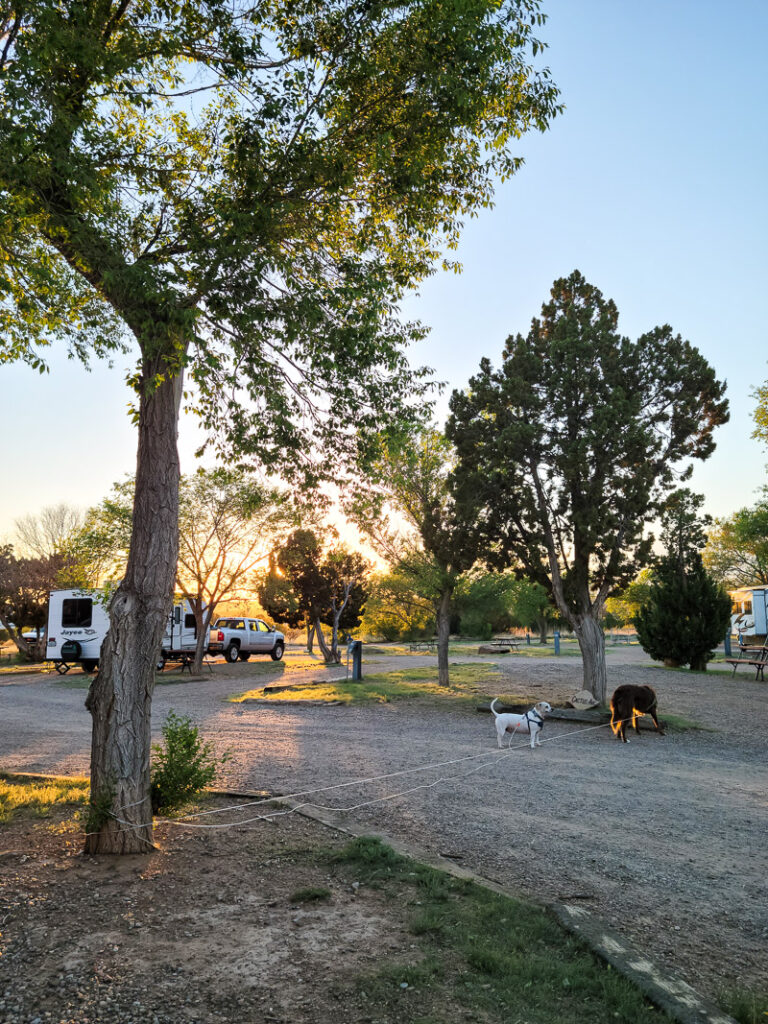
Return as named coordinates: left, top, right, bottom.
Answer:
left=610, top=684, right=664, bottom=743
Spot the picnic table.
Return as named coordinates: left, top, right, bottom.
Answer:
left=489, top=636, right=523, bottom=652
left=725, top=643, right=768, bottom=680
left=409, top=640, right=437, bottom=653
left=611, top=633, right=637, bottom=644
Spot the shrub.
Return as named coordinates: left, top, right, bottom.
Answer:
left=150, top=711, right=229, bottom=813
left=634, top=553, right=730, bottom=670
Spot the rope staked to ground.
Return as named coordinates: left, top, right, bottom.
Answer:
left=94, top=718, right=622, bottom=841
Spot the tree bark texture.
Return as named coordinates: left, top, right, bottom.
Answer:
left=313, top=616, right=337, bottom=663
left=573, top=615, right=608, bottom=705
left=436, top=587, right=452, bottom=687
left=85, top=365, right=183, bottom=854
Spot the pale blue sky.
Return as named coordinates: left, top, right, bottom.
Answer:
left=1, top=0, right=766, bottom=540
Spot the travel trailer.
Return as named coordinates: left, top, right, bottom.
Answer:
left=729, top=585, right=768, bottom=640
left=46, top=590, right=207, bottom=673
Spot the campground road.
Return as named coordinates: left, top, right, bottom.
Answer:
left=1, top=644, right=766, bottom=1002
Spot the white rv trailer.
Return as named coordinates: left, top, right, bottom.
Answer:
left=46, top=590, right=207, bottom=673
left=729, top=585, right=768, bottom=640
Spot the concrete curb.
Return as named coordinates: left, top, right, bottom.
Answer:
left=213, top=788, right=736, bottom=1024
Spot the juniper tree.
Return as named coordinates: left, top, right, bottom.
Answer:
left=447, top=271, right=729, bottom=702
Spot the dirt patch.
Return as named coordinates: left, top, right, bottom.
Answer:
left=1, top=645, right=766, bottom=1016
left=0, top=805, right=416, bottom=1024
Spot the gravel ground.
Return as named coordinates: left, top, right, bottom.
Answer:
left=1, top=644, right=766, bottom=1004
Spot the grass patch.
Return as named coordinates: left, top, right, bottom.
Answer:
left=230, top=664, right=539, bottom=707
left=718, top=984, right=768, bottom=1024
left=0, top=773, right=89, bottom=824
left=328, top=836, right=671, bottom=1023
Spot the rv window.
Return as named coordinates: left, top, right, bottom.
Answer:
left=184, top=613, right=197, bottom=637
left=62, top=598, right=93, bottom=628
left=745, top=600, right=753, bottom=615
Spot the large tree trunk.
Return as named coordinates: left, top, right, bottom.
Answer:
left=85, top=363, right=183, bottom=854
left=436, top=587, right=452, bottom=687
left=573, top=614, right=607, bottom=704
left=313, top=617, right=336, bottom=663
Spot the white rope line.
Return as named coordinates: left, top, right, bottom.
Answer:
left=86, top=716, right=626, bottom=838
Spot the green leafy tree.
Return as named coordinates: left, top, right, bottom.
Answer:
left=0, top=1, right=559, bottom=853
left=73, top=478, right=135, bottom=586
left=360, top=571, right=435, bottom=641
left=83, top=472, right=294, bottom=671
left=454, top=570, right=518, bottom=640
left=257, top=554, right=305, bottom=632
left=448, top=271, right=729, bottom=702
left=263, top=530, right=369, bottom=663
left=605, top=568, right=654, bottom=628
left=752, top=373, right=768, bottom=450
left=507, top=578, right=555, bottom=644
left=176, top=471, right=295, bottom=671
left=348, top=428, right=483, bottom=686
left=703, top=492, right=768, bottom=588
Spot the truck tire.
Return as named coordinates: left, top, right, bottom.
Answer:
left=225, top=643, right=240, bottom=663
left=270, top=641, right=285, bottom=661
left=238, top=651, right=251, bottom=661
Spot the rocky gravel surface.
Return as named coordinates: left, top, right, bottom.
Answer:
left=1, top=643, right=766, bottom=1009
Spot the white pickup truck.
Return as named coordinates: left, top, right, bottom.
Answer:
left=208, top=617, right=285, bottom=663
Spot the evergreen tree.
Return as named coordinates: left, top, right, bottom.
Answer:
left=634, top=553, right=730, bottom=671
left=447, top=274, right=728, bottom=701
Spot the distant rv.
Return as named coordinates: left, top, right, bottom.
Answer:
left=46, top=589, right=207, bottom=673
left=729, top=586, right=768, bottom=640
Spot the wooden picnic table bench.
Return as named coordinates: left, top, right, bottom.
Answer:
left=489, top=636, right=523, bottom=651
left=725, top=644, right=768, bottom=680
left=409, top=640, right=437, bottom=653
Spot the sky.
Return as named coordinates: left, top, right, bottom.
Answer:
left=1, top=0, right=766, bottom=543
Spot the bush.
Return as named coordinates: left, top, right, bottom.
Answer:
left=150, top=711, right=229, bottom=813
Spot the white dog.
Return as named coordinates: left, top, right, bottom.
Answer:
left=490, top=698, right=552, bottom=749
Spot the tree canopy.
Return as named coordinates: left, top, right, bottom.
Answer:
left=703, top=492, right=768, bottom=588
left=260, top=529, right=369, bottom=662
left=447, top=270, right=729, bottom=701
left=1, top=0, right=561, bottom=472
left=0, top=0, right=561, bottom=853
left=348, top=427, right=483, bottom=685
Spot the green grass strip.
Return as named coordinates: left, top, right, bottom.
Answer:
left=327, top=836, right=672, bottom=1023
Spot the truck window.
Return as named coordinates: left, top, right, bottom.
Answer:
left=249, top=621, right=258, bottom=631
left=62, top=598, right=93, bottom=628
left=257, top=621, right=270, bottom=632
